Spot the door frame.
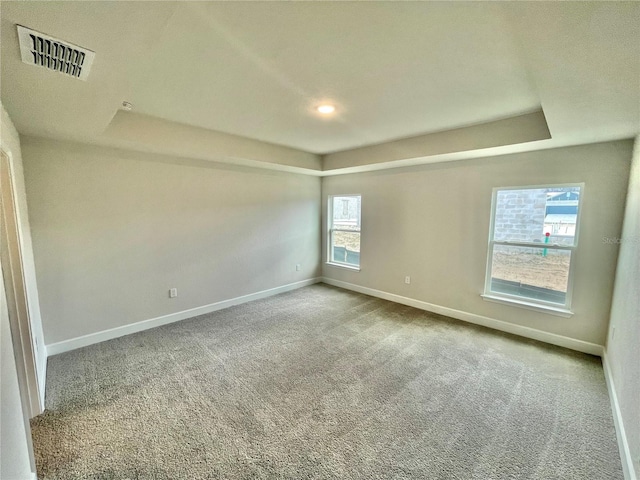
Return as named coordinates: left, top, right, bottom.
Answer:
left=1, top=148, right=42, bottom=418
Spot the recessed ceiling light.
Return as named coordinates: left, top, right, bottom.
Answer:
left=317, top=104, right=336, bottom=114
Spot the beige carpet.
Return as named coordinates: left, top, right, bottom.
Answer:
left=32, top=284, right=622, bottom=479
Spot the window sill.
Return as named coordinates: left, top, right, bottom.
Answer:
left=326, top=262, right=360, bottom=272
left=481, top=294, right=574, bottom=318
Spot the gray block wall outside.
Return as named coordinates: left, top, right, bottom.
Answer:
left=494, top=189, right=547, bottom=243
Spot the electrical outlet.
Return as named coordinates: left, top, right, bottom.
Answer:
left=404, top=276, right=411, bottom=285
left=169, top=288, right=178, bottom=298
left=296, top=264, right=301, bottom=271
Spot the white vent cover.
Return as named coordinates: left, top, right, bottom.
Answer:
left=17, top=25, right=95, bottom=81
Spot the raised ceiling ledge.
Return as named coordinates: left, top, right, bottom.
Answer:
left=103, top=111, right=323, bottom=174
left=102, top=109, right=551, bottom=176
left=322, top=109, right=551, bottom=171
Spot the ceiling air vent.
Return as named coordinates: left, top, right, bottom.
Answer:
left=16, top=25, right=95, bottom=81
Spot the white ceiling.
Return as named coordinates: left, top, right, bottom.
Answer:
left=1, top=1, right=639, bottom=172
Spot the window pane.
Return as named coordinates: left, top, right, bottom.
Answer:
left=494, top=186, right=580, bottom=245
left=543, top=188, right=580, bottom=246
left=489, top=245, right=571, bottom=305
left=332, top=196, right=360, bottom=231
left=331, top=231, right=360, bottom=267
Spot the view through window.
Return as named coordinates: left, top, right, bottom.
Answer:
left=485, top=185, right=582, bottom=309
left=329, top=195, right=361, bottom=268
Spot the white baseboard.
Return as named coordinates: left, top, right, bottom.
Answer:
left=603, top=351, right=637, bottom=480
left=46, top=278, right=321, bottom=356
left=321, top=277, right=604, bottom=356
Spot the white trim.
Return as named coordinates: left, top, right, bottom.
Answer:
left=0, top=149, right=43, bottom=418
left=493, top=240, right=575, bottom=251
left=326, top=262, right=360, bottom=272
left=46, top=278, right=321, bottom=356
left=484, top=183, right=584, bottom=314
left=328, top=194, right=362, bottom=268
left=321, top=277, right=604, bottom=356
left=481, top=294, right=574, bottom=318
left=603, top=351, right=637, bottom=480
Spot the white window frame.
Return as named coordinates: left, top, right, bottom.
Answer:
left=327, top=194, right=361, bottom=271
left=481, top=183, right=584, bottom=317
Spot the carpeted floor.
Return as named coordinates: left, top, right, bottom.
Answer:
left=32, top=284, right=622, bottom=479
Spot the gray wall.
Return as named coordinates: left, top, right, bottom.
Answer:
left=322, top=140, right=632, bottom=346
left=21, top=137, right=321, bottom=345
left=607, top=136, right=640, bottom=478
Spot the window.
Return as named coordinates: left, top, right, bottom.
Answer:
left=328, top=195, right=361, bottom=269
left=483, top=184, right=583, bottom=315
